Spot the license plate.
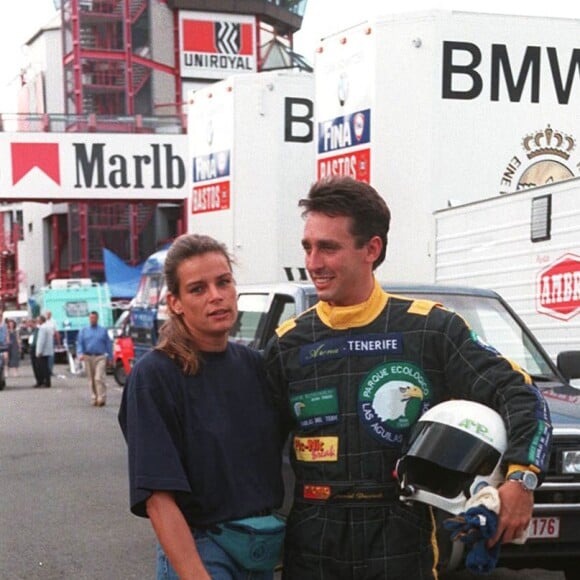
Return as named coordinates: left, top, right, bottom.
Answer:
left=527, top=516, right=560, bottom=539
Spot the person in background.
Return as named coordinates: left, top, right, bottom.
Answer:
left=76, top=311, right=112, bottom=407
left=0, top=309, right=7, bottom=370
left=28, top=318, right=43, bottom=388
left=6, top=318, right=22, bottom=377
left=43, top=310, right=61, bottom=376
left=35, top=315, right=54, bottom=388
left=118, top=233, right=285, bottom=580
left=264, top=176, right=553, bottom=580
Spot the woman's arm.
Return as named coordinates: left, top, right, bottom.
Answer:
left=146, top=491, right=211, bottom=580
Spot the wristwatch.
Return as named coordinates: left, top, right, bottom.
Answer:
left=506, top=470, right=539, bottom=492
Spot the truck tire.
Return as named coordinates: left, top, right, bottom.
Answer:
left=113, top=360, right=127, bottom=387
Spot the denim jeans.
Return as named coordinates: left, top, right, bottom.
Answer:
left=156, top=528, right=275, bottom=580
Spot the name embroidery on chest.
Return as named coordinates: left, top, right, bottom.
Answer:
left=300, top=333, right=403, bottom=365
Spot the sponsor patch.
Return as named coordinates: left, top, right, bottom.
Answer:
left=290, top=388, right=339, bottom=428
left=470, top=330, right=500, bottom=355
left=294, top=436, right=338, bottom=462
left=303, top=485, right=332, bottom=500
left=358, top=361, right=432, bottom=446
left=300, top=333, right=403, bottom=365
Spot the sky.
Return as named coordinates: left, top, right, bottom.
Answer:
left=1, top=0, right=579, bottom=111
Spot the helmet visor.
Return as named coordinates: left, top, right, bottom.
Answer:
left=407, top=421, right=502, bottom=476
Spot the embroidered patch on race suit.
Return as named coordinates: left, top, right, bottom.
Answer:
left=294, top=436, right=339, bottom=461
left=290, top=388, right=339, bottom=428
left=299, top=333, right=403, bottom=365
left=358, top=361, right=432, bottom=446
left=303, top=485, right=332, bottom=500
left=470, top=330, right=500, bottom=356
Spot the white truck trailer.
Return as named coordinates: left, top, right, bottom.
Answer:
left=186, top=70, right=315, bottom=284
left=435, top=177, right=580, bottom=362
left=314, top=10, right=580, bottom=283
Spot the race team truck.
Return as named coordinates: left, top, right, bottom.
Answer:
left=435, top=176, right=580, bottom=365
left=314, top=10, right=580, bottom=284
left=186, top=69, right=315, bottom=285
left=129, top=249, right=168, bottom=362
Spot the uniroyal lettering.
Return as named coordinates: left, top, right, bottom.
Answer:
left=73, top=143, right=186, bottom=189
left=442, top=42, right=580, bottom=104
left=184, top=53, right=252, bottom=70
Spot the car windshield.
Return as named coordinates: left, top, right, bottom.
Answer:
left=134, top=273, right=164, bottom=307
left=410, top=292, right=554, bottom=377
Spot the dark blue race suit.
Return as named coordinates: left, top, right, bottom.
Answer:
left=264, top=281, right=552, bottom=580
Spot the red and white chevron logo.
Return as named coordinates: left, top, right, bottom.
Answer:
left=11, top=142, right=61, bottom=185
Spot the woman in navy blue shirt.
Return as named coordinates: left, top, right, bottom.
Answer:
left=119, top=234, right=285, bottom=580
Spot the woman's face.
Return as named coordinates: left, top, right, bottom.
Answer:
left=166, top=251, right=238, bottom=350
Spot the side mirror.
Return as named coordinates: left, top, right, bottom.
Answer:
left=557, top=351, right=580, bottom=381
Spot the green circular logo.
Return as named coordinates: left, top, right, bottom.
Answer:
left=358, top=361, right=432, bottom=445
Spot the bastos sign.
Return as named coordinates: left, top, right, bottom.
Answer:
left=537, top=253, right=580, bottom=321
left=0, top=133, right=189, bottom=200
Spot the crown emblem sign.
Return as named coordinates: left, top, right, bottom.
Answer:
left=523, top=125, right=575, bottom=160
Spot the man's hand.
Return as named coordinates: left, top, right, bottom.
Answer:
left=488, top=480, right=533, bottom=547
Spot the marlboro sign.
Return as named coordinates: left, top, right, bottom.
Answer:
left=536, top=253, right=580, bottom=320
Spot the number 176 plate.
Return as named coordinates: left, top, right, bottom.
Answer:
left=527, top=516, right=560, bottom=539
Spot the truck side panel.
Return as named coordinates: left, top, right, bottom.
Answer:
left=435, top=178, right=580, bottom=360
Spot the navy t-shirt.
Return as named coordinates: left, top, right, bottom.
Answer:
left=118, top=342, right=285, bottom=526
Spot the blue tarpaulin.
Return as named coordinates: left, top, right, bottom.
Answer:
left=102, top=249, right=143, bottom=299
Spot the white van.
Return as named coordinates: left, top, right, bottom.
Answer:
left=2, top=310, right=29, bottom=325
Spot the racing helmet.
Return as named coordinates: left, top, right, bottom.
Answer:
left=396, top=400, right=508, bottom=515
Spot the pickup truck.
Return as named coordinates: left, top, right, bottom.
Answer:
left=231, top=282, right=580, bottom=578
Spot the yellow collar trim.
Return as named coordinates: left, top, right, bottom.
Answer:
left=316, top=280, right=388, bottom=329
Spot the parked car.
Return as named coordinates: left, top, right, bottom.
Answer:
left=232, top=282, right=580, bottom=579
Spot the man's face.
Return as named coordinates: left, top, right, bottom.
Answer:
left=89, top=313, right=98, bottom=326
left=302, top=212, right=378, bottom=306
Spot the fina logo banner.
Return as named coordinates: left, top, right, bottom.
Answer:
left=179, top=11, right=256, bottom=80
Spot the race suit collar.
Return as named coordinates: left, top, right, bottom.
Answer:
left=316, top=279, right=388, bottom=329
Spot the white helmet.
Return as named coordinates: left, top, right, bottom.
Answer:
left=396, top=400, right=507, bottom=515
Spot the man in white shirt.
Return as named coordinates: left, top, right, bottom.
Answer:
left=43, top=310, right=61, bottom=375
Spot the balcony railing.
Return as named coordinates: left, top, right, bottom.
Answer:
left=0, top=113, right=186, bottom=134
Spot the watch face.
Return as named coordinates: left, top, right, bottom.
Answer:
left=509, top=470, right=538, bottom=490
left=522, top=471, right=538, bottom=491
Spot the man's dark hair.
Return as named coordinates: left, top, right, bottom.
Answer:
left=299, top=176, right=391, bottom=270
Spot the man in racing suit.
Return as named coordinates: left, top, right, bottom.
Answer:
left=264, top=176, right=552, bottom=580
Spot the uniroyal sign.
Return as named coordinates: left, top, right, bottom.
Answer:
left=536, top=253, right=580, bottom=321
left=0, top=133, right=188, bottom=200
left=179, top=11, right=256, bottom=80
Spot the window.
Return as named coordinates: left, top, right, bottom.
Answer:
left=232, top=293, right=270, bottom=346
left=531, top=194, right=551, bottom=242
